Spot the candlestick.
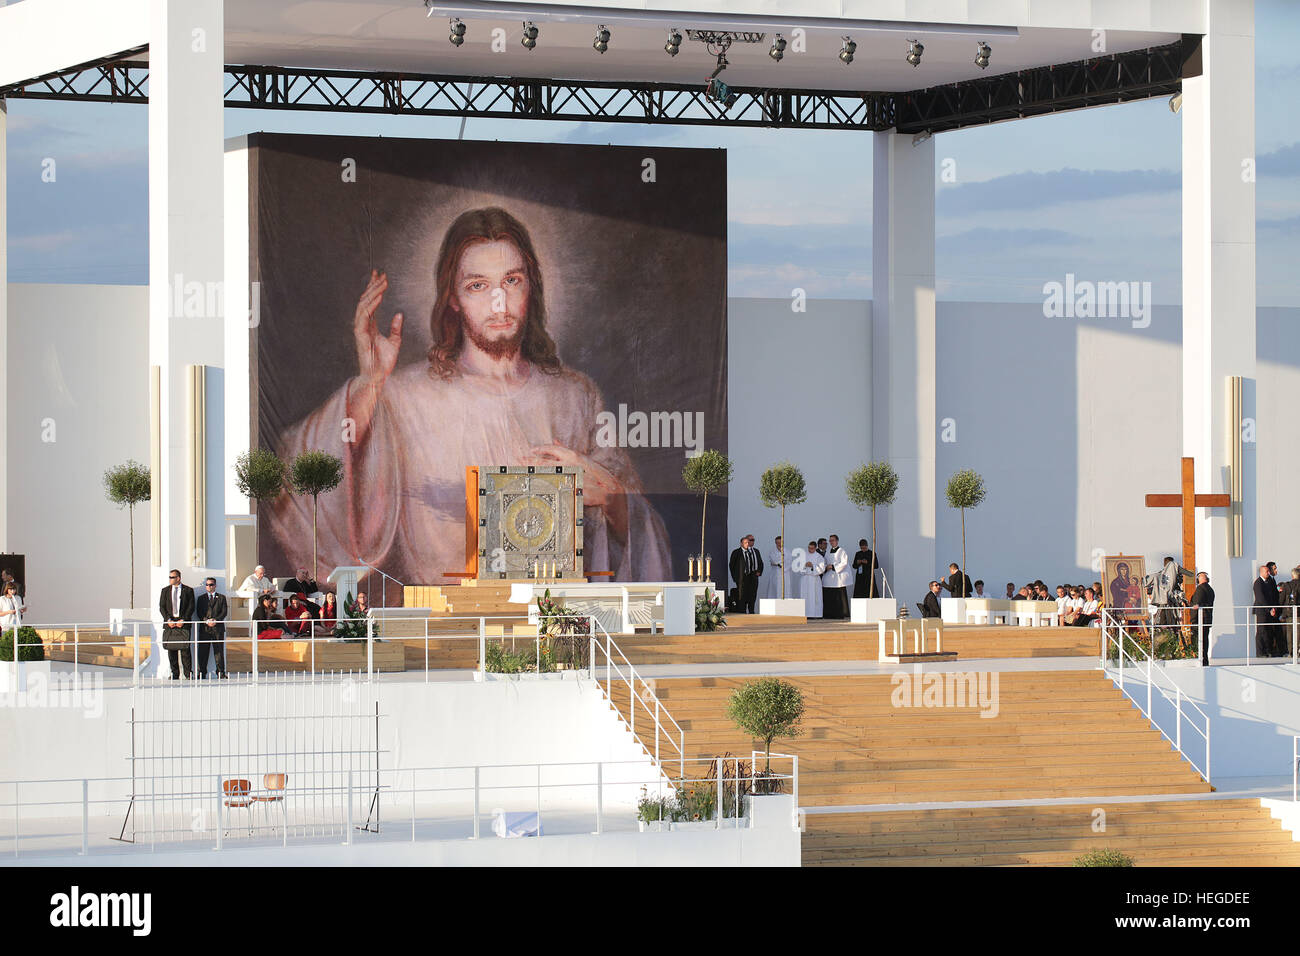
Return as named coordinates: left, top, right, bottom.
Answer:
left=705, top=555, right=711, bottom=581
left=534, top=559, right=539, bottom=579
left=688, top=556, right=695, bottom=581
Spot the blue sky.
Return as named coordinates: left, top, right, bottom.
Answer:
left=5, top=0, right=1298, bottom=306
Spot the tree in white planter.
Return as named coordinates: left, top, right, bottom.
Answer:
left=234, top=447, right=288, bottom=544
left=102, top=460, right=151, bottom=607
left=289, top=450, right=344, bottom=582
left=945, top=468, right=986, bottom=593
left=682, top=449, right=733, bottom=575
left=726, top=677, right=804, bottom=773
left=845, top=461, right=898, bottom=599
left=758, top=463, right=807, bottom=599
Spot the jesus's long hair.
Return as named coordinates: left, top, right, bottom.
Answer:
left=427, top=206, right=563, bottom=380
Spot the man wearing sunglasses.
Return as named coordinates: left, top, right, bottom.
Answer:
left=158, top=569, right=196, bottom=679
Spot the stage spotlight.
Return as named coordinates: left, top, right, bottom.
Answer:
left=521, top=21, right=538, bottom=50
left=838, top=37, right=856, bottom=66
left=449, top=18, right=466, bottom=47
left=769, top=35, right=786, bottom=62
left=665, top=29, right=682, bottom=57
left=1169, top=92, right=1183, bottom=113
left=906, top=38, right=924, bottom=67
left=593, top=25, right=610, bottom=54
left=975, top=41, right=991, bottom=69
left=912, top=130, right=932, bottom=147
left=705, top=76, right=738, bottom=110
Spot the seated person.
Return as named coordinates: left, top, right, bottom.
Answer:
left=973, top=579, right=987, bottom=598
left=1072, top=588, right=1100, bottom=627
left=1055, top=585, right=1070, bottom=619
left=283, top=592, right=318, bottom=636
left=283, top=567, right=320, bottom=599
left=918, top=581, right=942, bottom=618
left=1062, top=587, right=1084, bottom=625
left=240, top=565, right=277, bottom=601
left=317, top=592, right=340, bottom=636
left=251, top=594, right=286, bottom=640
left=347, top=591, right=371, bottom=616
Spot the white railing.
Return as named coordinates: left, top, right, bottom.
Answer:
left=1294, top=735, right=1299, bottom=803
left=1100, top=609, right=1211, bottom=784
left=585, top=618, right=686, bottom=781
left=0, top=756, right=798, bottom=859
left=1095, top=603, right=1300, bottom=666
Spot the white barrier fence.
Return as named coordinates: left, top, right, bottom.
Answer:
left=0, top=756, right=798, bottom=860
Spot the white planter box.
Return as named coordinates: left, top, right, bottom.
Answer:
left=638, top=820, right=670, bottom=832
left=758, top=598, right=806, bottom=616
left=940, top=598, right=967, bottom=624
left=670, top=820, right=716, bottom=832
left=0, top=659, right=53, bottom=693
left=850, top=598, right=898, bottom=624
left=746, top=793, right=796, bottom=830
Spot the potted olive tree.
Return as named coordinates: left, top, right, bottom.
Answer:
left=727, top=678, right=804, bottom=828
left=758, top=462, right=807, bottom=616
left=945, top=468, right=986, bottom=597
left=289, top=450, right=344, bottom=583
left=103, top=460, right=153, bottom=637
left=845, top=461, right=900, bottom=622
left=682, top=449, right=733, bottom=581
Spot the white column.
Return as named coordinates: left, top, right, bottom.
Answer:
left=1182, top=1, right=1255, bottom=642
left=872, top=131, right=936, bottom=602
left=0, top=99, right=7, bottom=550
left=148, top=0, right=225, bottom=674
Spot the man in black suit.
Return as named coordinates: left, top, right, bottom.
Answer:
left=1253, top=564, right=1281, bottom=658
left=919, top=580, right=942, bottom=618
left=158, top=569, right=196, bottom=679
left=196, top=577, right=229, bottom=679
left=938, top=562, right=972, bottom=599
left=1190, top=571, right=1215, bottom=665
left=283, top=567, right=319, bottom=599
left=728, top=535, right=763, bottom=614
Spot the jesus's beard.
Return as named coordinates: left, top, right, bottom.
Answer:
left=464, top=316, right=526, bottom=359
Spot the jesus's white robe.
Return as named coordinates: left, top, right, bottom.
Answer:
left=267, top=362, right=672, bottom=586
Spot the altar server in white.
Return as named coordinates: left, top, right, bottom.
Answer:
left=821, top=534, right=852, bottom=619
left=798, top=540, right=826, bottom=619
left=760, top=536, right=788, bottom=601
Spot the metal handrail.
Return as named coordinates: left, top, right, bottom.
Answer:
left=1100, top=609, right=1211, bottom=783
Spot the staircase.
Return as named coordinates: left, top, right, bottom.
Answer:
left=645, top=672, right=1210, bottom=804
left=804, top=800, right=1300, bottom=866
left=615, top=624, right=1097, bottom=666
left=36, top=628, right=151, bottom=668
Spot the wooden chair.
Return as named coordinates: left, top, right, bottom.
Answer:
left=222, top=778, right=254, bottom=837
left=253, top=773, right=287, bottom=835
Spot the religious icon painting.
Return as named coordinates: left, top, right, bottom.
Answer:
left=1102, top=555, right=1147, bottom=614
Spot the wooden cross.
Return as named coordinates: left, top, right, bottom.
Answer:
left=1144, top=456, right=1231, bottom=600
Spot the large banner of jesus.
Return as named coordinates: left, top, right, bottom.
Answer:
left=246, top=133, right=727, bottom=587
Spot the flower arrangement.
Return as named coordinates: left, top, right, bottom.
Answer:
left=536, top=588, right=591, bottom=667
left=695, top=587, right=726, bottom=632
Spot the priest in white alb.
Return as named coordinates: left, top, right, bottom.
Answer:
left=267, top=208, right=672, bottom=585
left=797, top=540, right=826, bottom=619
left=821, top=534, right=851, bottom=619
left=759, top=535, right=788, bottom=602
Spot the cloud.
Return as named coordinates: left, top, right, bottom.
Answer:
left=1259, top=142, right=1300, bottom=178
left=938, top=167, right=1179, bottom=216
left=938, top=227, right=1078, bottom=253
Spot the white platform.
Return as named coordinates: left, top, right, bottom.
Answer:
left=759, top=598, right=806, bottom=617
left=509, top=581, right=715, bottom=635
left=850, top=598, right=899, bottom=624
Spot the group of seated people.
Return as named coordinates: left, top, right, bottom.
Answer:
left=240, top=565, right=370, bottom=640
left=920, top=573, right=1104, bottom=627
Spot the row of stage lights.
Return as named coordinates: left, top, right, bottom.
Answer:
left=445, top=17, right=994, bottom=70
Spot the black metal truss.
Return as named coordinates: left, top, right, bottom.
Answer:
left=0, top=39, right=1186, bottom=134
left=894, top=41, right=1186, bottom=133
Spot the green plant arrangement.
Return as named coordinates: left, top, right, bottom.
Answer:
left=102, top=460, right=151, bottom=607
left=333, top=591, right=369, bottom=642
left=945, top=468, right=987, bottom=591
left=726, top=678, right=805, bottom=772
left=0, top=626, right=46, bottom=663
left=758, top=463, right=808, bottom=599
left=289, top=450, right=344, bottom=582
left=1072, top=848, right=1135, bottom=867
left=535, top=589, right=591, bottom=667
left=845, top=461, right=899, bottom=599
left=682, top=450, right=734, bottom=575
left=636, top=788, right=677, bottom=824
left=695, top=587, right=726, bottom=632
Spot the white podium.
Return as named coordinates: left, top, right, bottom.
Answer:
left=850, top=598, right=898, bottom=624
left=940, top=598, right=967, bottom=624
left=329, top=566, right=369, bottom=603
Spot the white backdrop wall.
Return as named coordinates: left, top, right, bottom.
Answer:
left=5, top=283, right=150, bottom=624
left=725, top=297, right=872, bottom=585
